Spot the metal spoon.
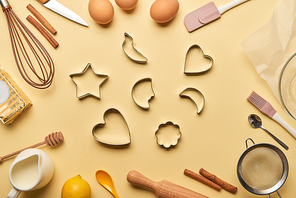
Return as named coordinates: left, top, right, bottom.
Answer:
left=248, top=114, right=289, bottom=150
left=95, top=170, right=119, bottom=198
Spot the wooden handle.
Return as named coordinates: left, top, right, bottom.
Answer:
left=127, top=170, right=209, bottom=198
left=37, top=0, right=50, bottom=4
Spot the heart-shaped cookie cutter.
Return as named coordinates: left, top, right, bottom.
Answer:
left=184, top=44, right=213, bottom=74
left=155, top=121, right=182, bottom=149
left=92, top=108, right=131, bottom=146
left=179, top=87, right=205, bottom=114
left=131, top=77, right=155, bottom=110
left=69, top=63, right=109, bottom=100
left=122, top=32, right=148, bottom=64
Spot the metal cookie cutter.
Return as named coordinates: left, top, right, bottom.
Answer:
left=92, top=108, right=131, bottom=146
left=155, top=121, right=182, bottom=149
left=69, top=63, right=108, bottom=99
left=131, top=77, right=155, bottom=110
left=179, top=87, right=205, bottom=114
left=184, top=44, right=213, bottom=74
left=122, top=32, right=148, bottom=64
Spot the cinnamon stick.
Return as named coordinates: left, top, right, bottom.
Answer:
left=26, top=15, right=59, bottom=48
left=27, top=4, right=57, bottom=35
left=199, top=168, right=237, bottom=194
left=184, top=169, right=221, bottom=191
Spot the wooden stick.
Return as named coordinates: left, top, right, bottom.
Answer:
left=184, top=169, right=221, bottom=191
left=199, top=168, right=237, bottom=194
left=27, top=4, right=57, bottom=35
left=0, top=132, right=63, bottom=163
left=26, top=15, right=59, bottom=48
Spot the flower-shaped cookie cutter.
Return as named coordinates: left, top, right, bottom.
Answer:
left=179, top=87, right=205, bottom=114
left=184, top=44, right=213, bottom=74
left=92, top=108, right=131, bottom=146
left=122, top=32, right=148, bottom=64
left=131, top=77, right=155, bottom=110
left=69, top=63, right=108, bottom=99
left=155, top=121, right=182, bottom=149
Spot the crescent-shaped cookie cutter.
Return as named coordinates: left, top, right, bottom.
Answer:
left=179, top=87, right=205, bottom=114
left=92, top=108, right=131, bottom=146
left=69, top=63, right=109, bottom=100
left=131, top=77, right=155, bottom=109
left=122, top=32, right=148, bottom=64
left=184, top=44, right=213, bottom=74
left=155, top=121, right=182, bottom=149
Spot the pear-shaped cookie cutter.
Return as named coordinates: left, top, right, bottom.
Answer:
left=155, top=121, right=182, bottom=149
left=184, top=44, right=213, bottom=74
left=131, top=77, right=155, bottom=109
left=69, top=63, right=109, bottom=100
left=122, top=32, right=148, bottom=64
left=179, top=87, right=205, bottom=114
left=92, top=108, right=131, bottom=146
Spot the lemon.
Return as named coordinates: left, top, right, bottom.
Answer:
left=61, top=175, right=91, bottom=198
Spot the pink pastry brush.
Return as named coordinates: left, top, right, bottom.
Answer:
left=248, top=91, right=296, bottom=139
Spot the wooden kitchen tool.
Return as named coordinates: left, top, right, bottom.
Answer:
left=0, top=131, right=64, bottom=162
left=127, top=170, right=209, bottom=198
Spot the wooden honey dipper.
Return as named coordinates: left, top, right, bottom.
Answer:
left=0, top=131, right=64, bottom=163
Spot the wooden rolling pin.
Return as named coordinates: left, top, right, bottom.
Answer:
left=127, top=170, right=209, bottom=198
left=0, top=131, right=64, bottom=163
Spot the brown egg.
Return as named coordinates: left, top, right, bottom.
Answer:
left=115, top=0, right=138, bottom=10
left=88, top=0, right=114, bottom=24
left=150, top=0, right=179, bottom=23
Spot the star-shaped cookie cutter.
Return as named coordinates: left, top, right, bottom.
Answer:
left=184, top=44, right=213, bottom=74
left=69, top=63, right=108, bottom=99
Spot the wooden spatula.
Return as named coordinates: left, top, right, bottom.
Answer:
left=184, top=0, right=249, bottom=32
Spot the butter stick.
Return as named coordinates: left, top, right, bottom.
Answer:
left=0, top=66, right=32, bottom=124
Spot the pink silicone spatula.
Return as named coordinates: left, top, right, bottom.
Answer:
left=184, top=0, right=249, bottom=32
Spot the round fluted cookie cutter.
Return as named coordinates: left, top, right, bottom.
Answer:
left=131, top=77, right=155, bottom=110
left=184, top=44, right=213, bottom=74
left=155, top=121, right=182, bottom=149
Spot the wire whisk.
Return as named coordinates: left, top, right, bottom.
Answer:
left=1, top=0, right=54, bottom=89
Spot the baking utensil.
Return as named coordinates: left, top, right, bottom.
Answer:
left=248, top=114, right=289, bottom=150
left=131, top=77, right=155, bottom=110
left=179, top=87, right=205, bottom=114
left=237, top=138, right=288, bottom=197
left=122, top=32, right=148, bottom=64
left=1, top=0, right=55, bottom=89
left=279, top=52, right=296, bottom=120
left=155, top=121, right=182, bottom=148
left=127, top=170, right=209, bottom=198
left=7, top=148, right=54, bottom=198
left=184, top=0, right=249, bottom=32
left=37, top=0, right=88, bottom=26
left=95, top=170, right=119, bottom=198
left=184, top=44, right=213, bottom=74
left=69, top=63, right=109, bottom=100
left=248, top=91, right=296, bottom=139
left=0, top=132, right=63, bottom=163
left=92, top=108, right=131, bottom=146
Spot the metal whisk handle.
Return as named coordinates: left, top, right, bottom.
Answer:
left=0, top=0, right=9, bottom=9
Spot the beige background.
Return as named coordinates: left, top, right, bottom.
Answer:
left=1, top=0, right=295, bottom=197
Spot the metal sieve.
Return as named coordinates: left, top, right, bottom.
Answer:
left=237, top=138, right=288, bottom=198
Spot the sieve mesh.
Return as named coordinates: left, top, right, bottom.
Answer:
left=240, top=147, right=283, bottom=190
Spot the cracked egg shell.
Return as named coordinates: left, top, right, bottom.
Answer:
left=88, top=0, right=114, bottom=24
